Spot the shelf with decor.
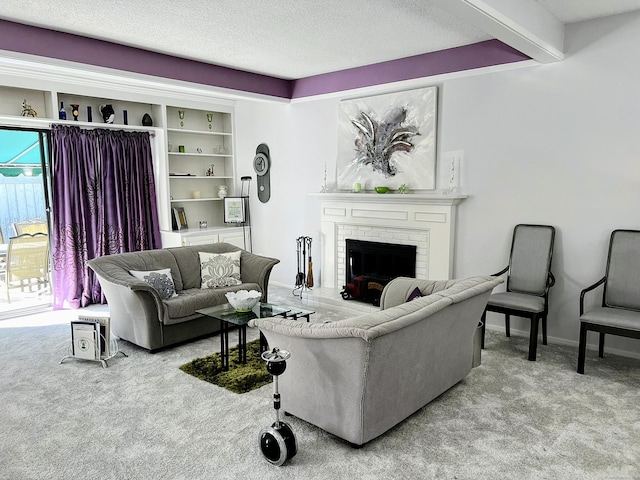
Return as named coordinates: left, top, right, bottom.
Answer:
left=0, top=76, right=242, bottom=249
left=163, top=104, right=238, bottom=247
left=56, top=93, right=160, bottom=126
left=0, top=86, right=163, bottom=129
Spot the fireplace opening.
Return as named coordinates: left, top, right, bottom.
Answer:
left=341, top=239, right=417, bottom=306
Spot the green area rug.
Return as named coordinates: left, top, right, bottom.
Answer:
left=179, top=339, right=271, bottom=394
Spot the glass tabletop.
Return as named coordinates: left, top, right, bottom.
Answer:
left=197, top=302, right=291, bottom=327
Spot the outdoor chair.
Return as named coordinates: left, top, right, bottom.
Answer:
left=481, top=224, right=556, bottom=361
left=3, top=233, right=50, bottom=303
left=577, top=229, right=640, bottom=374
left=13, top=219, right=48, bottom=236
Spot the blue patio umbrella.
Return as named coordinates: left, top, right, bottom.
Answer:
left=0, top=130, right=45, bottom=177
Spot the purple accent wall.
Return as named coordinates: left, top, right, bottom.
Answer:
left=291, top=40, right=530, bottom=98
left=0, top=20, right=529, bottom=100
left=0, top=20, right=292, bottom=99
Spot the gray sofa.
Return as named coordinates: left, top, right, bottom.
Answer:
left=249, top=275, right=502, bottom=446
left=88, top=243, right=279, bottom=352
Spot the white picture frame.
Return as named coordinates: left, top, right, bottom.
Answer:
left=223, top=197, right=246, bottom=223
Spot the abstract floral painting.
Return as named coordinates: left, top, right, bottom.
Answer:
left=337, top=86, right=437, bottom=191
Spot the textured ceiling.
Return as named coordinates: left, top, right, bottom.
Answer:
left=0, top=0, right=639, bottom=80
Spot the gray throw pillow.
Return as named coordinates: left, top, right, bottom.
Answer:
left=130, top=268, right=178, bottom=300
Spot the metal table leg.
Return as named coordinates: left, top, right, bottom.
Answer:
left=238, top=325, right=247, bottom=364
left=220, top=320, right=230, bottom=370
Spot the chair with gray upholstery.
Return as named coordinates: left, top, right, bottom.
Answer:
left=577, top=229, right=640, bottom=374
left=481, top=224, right=556, bottom=361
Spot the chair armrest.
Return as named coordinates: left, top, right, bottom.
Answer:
left=548, top=272, right=556, bottom=289
left=492, top=266, right=509, bottom=277
left=580, top=276, right=606, bottom=316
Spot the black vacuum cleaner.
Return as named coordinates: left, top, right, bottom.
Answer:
left=259, top=347, right=298, bottom=466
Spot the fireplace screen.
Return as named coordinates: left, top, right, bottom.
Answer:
left=342, top=239, right=416, bottom=305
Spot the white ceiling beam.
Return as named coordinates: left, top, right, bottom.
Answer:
left=432, top=0, right=565, bottom=63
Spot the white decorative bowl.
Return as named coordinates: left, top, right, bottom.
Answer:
left=225, top=290, right=261, bottom=312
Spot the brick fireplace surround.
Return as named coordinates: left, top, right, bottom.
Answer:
left=313, top=192, right=466, bottom=291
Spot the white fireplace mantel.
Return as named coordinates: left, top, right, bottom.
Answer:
left=310, top=192, right=467, bottom=205
left=311, top=192, right=467, bottom=289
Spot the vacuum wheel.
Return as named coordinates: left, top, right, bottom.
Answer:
left=259, top=421, right=298, bottom=466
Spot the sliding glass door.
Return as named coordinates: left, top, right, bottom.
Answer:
left=0, top=127, right=52, bottom=318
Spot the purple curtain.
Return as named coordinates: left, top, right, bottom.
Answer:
left=51, top=125, right=161, bottom=309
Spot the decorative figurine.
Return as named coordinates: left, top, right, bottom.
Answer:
left=21, top=99, right=37, bottom=117
left=206, top=112, right=213, bottom=130
left=397, top=183, right=409, bottom=194
left=206, top=164, right=215, bottom=176
left=178, top=110, right=185, bottom=128
left=99, top=104, right=115, bottom=124
left=142, top=113, right=153, bottom=126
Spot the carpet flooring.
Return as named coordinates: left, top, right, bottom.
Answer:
left=0, top=285, right=639, bottom=479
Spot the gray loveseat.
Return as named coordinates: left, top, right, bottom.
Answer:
left=250, top=275, right=502, bottom=446
left=88, top=243, right=279, bottom=352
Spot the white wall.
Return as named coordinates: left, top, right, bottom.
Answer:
left=237, top=11, right=640, bottom=355
left=235, top=99, right=337, bottom=287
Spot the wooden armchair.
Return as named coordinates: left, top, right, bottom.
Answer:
left=481, top=224, right=556, bottom=361
left=577, top=229, right=640, bottom=374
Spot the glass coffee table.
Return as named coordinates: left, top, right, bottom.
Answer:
left=197, top=302, right=294, bottom=370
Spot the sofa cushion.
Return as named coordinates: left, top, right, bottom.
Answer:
left=129, top=268, right=178, bottom=300
left=162, top=282, right=261, bottom=324
left=168, top=243, right=242, bottom=290
left=199, top=250, right=242, bottom=288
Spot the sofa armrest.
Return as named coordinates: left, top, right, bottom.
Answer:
left=239, top=251, right=280, bottom=302
left=380, top=276, right=504, bottom=310
left=88, top=258, right=166, bottom=320
left=379, top=277, right=458, bottom=310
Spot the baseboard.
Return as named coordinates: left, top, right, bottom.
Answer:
left=484, top=324, right=640, bottom=360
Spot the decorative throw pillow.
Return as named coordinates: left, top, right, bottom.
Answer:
left=129, top=268, right=178, bottom=300
left=407, top=286, right=424, bottom=302
left=199, top=251, right=242, bottom=288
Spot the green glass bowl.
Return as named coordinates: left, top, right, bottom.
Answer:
left=375, top=186, right=389, bottom=194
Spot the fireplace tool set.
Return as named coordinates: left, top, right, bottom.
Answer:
left=293, top=236, right=313, bottom=297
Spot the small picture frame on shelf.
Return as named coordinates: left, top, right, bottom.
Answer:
left=223, top=197, right=246, bottom=223
left=172, top=207, right=188, bottom=230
